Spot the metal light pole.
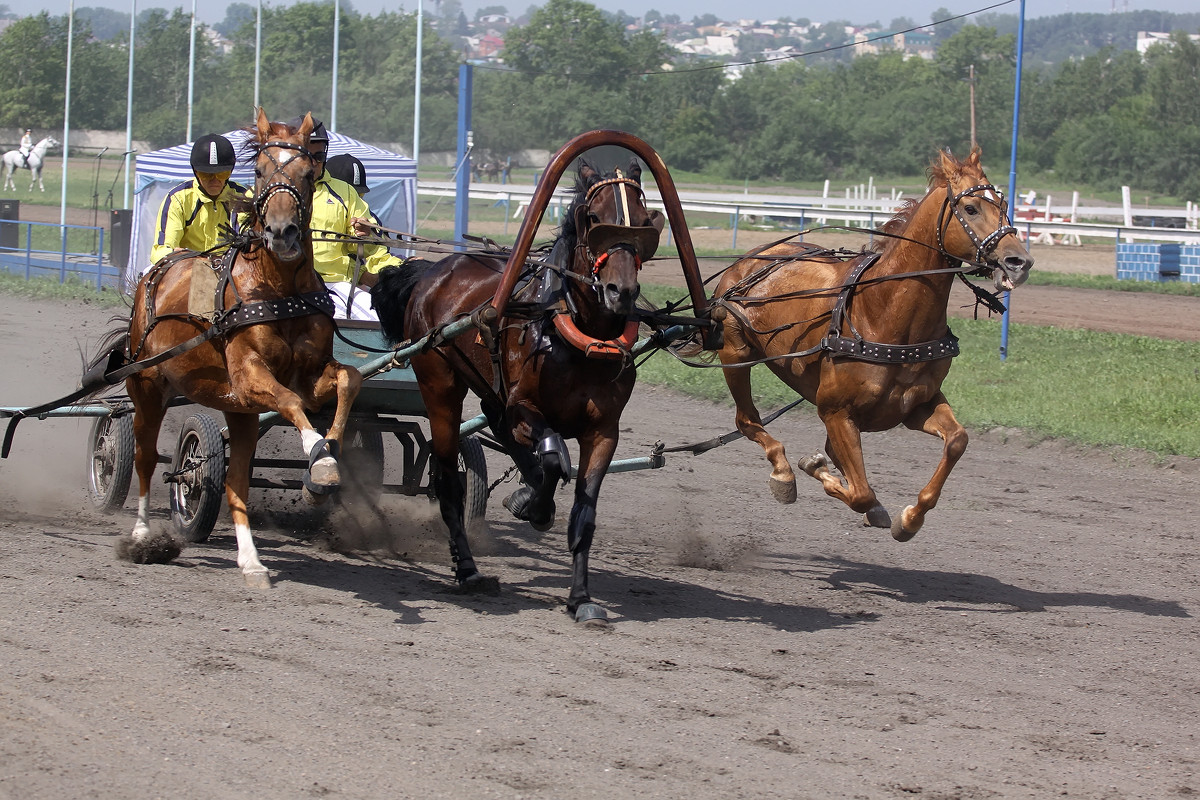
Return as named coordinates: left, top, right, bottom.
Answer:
left=61, top=0, right=75, bottom=230
left=1000, top=0, right=1026, bottom=362
left=331, top=0, right=340, bottom=131
left=123, top=0, right=136, bottom=208
left=413, top=0, right=423, bottom=168
left=186, top=0, right=196, bottom=141
left=253, top=0, right=262, bottom=109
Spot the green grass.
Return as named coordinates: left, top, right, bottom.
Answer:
left=636, top=283, right=1200, bottom=459
left=0, top=271, right=128, bottom=307
left=1022, top=270, right=1200, bottom=296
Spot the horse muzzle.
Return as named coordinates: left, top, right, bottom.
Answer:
left=262, top=222, right=304, bottom=261
left=990, top=252, right=1034, bottom=292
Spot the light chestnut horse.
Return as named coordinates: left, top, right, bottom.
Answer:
left=114, top=110, right=361, bottom=586
left=714, top=148, right=1033, bottom=541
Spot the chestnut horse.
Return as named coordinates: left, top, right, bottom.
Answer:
left=372, top=160, right=662, bottom=625
left=113, top=110, right=361, bottom=586
left=714, top=148, right=1032, bottom=541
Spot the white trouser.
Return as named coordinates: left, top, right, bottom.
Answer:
left=326, top=281, right=378, bottom=321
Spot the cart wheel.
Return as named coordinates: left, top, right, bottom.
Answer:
left=337, top=426, right=386, bottom=509
left=169, top=414, right=226, bottom=543
left=86, top=414, right=134, bottom=513
left=459, top=434, right=488, bottom=534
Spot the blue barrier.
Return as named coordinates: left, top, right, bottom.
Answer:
left=0, top=219, right=121, bottom=290
left=1116, top=242, right=1200, bottom=284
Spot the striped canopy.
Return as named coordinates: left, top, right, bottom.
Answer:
left=128, top=129, right=416, bottom=287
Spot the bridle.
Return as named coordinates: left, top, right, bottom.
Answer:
left=252, top=139, right=318, bottom=224
left=935, top=181, right=1018, bottom=271
left=579, top=171, right=659, bottom=279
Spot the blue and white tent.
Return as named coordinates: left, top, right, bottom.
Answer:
left=128, top=129, right=417, bottom=286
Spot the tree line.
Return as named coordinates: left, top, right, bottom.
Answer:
left=1, top=0, right=1198, bottom=198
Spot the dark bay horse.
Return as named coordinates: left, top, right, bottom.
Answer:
left=714, top=148, right=1033, bottom=541
left=372, top=160, right=663, bottom=625
left=113, top=110, right=361, bottom=586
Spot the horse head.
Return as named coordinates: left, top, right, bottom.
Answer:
left=934, top=148, right=1033, bottom=292
left=250, top=108, right=318, bottom=262
left=569, top=159, right=663, bottom=316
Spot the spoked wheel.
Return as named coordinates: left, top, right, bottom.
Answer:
left=86, top=413, right=134, bottom=513
left=169, top=414, right=226, bottom=543
left=459, top=434, right=489, bottom=534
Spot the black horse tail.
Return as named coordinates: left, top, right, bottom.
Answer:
left=371, top=259, right=435, bottom=345
left=79, top=323, right=132, bottom=399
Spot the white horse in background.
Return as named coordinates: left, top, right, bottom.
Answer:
left=3, top=136, right=59, bottom=192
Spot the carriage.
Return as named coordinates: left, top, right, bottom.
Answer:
left=0, top=116, right=1031, bottom=625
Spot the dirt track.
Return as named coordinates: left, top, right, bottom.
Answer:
left=1, top=278, right=1199, bottom=799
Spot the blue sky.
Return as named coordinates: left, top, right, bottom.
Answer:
left=34, top=0, right=1200, bottom=27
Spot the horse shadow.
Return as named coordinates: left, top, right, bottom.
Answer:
left=181, top=517, right=861, bottom=634
left=793, top=554, right=1189, bottom=618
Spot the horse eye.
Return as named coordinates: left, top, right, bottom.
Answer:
left=965, top=204, right=979, bottom=216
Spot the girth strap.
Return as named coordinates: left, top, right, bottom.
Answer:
left=822, top=251, right=960, bottom=365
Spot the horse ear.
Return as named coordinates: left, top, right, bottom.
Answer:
left=627, top=159, right=642, bottom=185
left=578, top=160, right=598, bottom=184
left=299, top=112, right=315, bottom=140
left=966, top=146, right=982, bottom=169
left=255, top=107, right=271, bottom=141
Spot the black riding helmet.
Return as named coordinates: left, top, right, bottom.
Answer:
left=190, top=134, right=236, bottom=174
left=325, top=154, right=369, bottom=194
left=286, top=115, right=329, bottom=146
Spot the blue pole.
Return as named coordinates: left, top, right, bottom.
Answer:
left=1000, top=0, right=1026, bottom=362
left=454, top=63, right=473, bottom=243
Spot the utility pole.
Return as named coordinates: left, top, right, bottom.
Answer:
left=966, top=64, right=977, bottom=150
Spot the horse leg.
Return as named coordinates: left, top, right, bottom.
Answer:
left=892, top=395, right=968, bottom=542
left=223, top=413, right=271, bottom=587
left=231, top=356, right=351, bottom=499
left=721, top=363, right=796, bottom=504
left=564, top=431, right=617, bottom=627
left=426, top=385, right=496, bottom=591
left=500, top=402, right=562, bottom=531
left=115, top=380, right=182, bottom=564
left=800, top=410, right=888, bottom=528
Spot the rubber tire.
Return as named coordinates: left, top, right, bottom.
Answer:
left=335, top=426, right=386, bottom=509
left=169, top=413, right=226, bottom=544
left=86, top=414, right=134, bottom=513
left=459, top=434, right=488, bottom=534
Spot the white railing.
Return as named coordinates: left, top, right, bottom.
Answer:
left=417, top=181, right=1200, bottom=247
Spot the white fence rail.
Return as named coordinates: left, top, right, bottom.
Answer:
left=418, top=181, right=1200, bottom=247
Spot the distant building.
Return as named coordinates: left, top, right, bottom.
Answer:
left=854, top=28, right=934, bottom=59
left=1137, top=30, right=1200, bottom=55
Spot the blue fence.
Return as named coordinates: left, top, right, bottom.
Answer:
left=1116, top=243, right=1200, bottom=284
left=0, top=219, right=123, bottom=290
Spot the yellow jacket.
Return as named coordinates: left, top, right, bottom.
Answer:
left=311, top=175, right=402, bottom=283
left=150, top=179, right=247, bottom=265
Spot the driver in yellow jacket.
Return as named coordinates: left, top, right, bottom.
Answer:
left=149, top=133, right=246, bottom=266
left=291, top=116, right=402, bottom=320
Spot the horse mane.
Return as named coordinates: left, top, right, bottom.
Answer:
left=873, top=148, right=974, bottom=251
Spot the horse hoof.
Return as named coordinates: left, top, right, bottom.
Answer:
left=457, top=573, right=501, bottom=594
left=114, top=531, right=182, bottom=564
left=502, top=488, right=555, bottom=531
left=798, top=453, right=828, bottom=477
left=243, top=570, right=272, bottom=589
left=890, top=505, right=920, bottom=542
left=862, top=504, right=891, bottom=528
left=303, top=439, right=342, bottom=495
left=573, top=603, right=609, bottom=629
left=769, top=477, right=797, bottom=504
